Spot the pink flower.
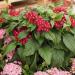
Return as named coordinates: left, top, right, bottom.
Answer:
left=34, top=68, right=71, bottom=75
left=46, top=67, right=71, bottom=75
left=59, top=71, right=71, bottom=75
left=7, top=50, right=15, bottom=60
left=4, top=36, right=12, bottom=44
left=71, top=58, right=75, bottom=74
left=0, top=71, right=3, bottom=75
left=0, top=29, right=6, bottom=39
left=46, top=67, right=59, bottom=75
left=2, top=62, right=22, bottom=75
left=34, top=71, right=48, bottom=75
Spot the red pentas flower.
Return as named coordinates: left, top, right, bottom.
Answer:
left=25, top=11, right=52, bottom=32
left=53, top=6, right=67, bottom=13
left=44, top=21, right=52, bottom=32
left=54, top=16, right=66, bottom=30
left=9, top=9, right=20, bottom=16
left=13, top=26, right=31, bottom=45
left=0, top=18, right=5, bottom=23
left=25, top=11, right=38, bottom=24
left=35, top=17, right=52, bottom=32
left=34, top=16, right=52, bottom=32
left=70, top=16, right=75, bottom=28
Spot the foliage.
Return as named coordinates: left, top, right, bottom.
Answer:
left=0, top=4, right=75, bottom=75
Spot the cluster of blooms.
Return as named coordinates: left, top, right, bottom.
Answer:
left=25, top=11, right=52, bottom=32
left=53, top=6, right=67, bottom=13
left=4, top=36, right=12, bottom=45
left=0, top=29, right=6, bottom=39
left=13, top=26, right=31, bottom=45
left=53, top=6, right=75, bottom=29
left=54, top=16, right=66, bottom=30
left=9, top=9, right=20, bottom=16
left=1, top=61, right=22, bottom=75
left=70, top=16, right=75, bottom=28
left=34, top=67, right=71, bottom=75
left=71, top=58, right=75, bottom=74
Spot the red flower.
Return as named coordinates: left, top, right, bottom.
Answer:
left=35, top=16, right=52, bottom=32
left=9, top=10, right=20, bottom=16
left=70, top=16, right=75, bottom=28
left=54, top=16, right=66, bottom=30
left=13, top=26, right=31, bottom=45
left=25, top=11, right=52, bottom=32
left=20, top=33, right=31, bottom=45
left=53, top=6, right=67, bottom=13
left=25, top=11, right=38, bottom=24
left=0, top=18, right=5, bottom=23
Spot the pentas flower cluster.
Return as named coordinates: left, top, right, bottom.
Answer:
left=53, top=6, right=67, bottom=13
left=1, top=61, right=22, bottom=75
left=9, top=9, right=20, bottom=16
left=13, top=26, right=31, bottom=45
left=54, top=16, right=66, bottom=30
left=34, top=67, right=71, bottom=75
left=25, top=11, right=52, bottom=32
left=70, top=16, right=75, bottom=28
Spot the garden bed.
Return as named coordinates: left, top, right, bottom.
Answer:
left=0, top=0, right=75, bottom=75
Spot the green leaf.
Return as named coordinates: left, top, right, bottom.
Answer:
left=23, top=39, right=36, bottom=56
left=35, top=6, right=45, bottom=13
left=54, top=31, right=61, bottom=44
left=17, top=40, right=39, bottom=61
left=65, top=15, right=71, bottom=26
left=34, top=33, right=44, bottom=45
left=28, top=24, right=36, bottom=31
left=44, top=31, right=55, bottom=43
left=46, top=9, right=53, bottom=15
left=63, top=23, right=71, bottom=28
left=18, top=31, right=28, bottom=39
left=2, top=13, right=9, bottom=20
left=55, top=13, right=63, bottom=21
left=7, top=22, right=18, bottom=32
left=30, top=53, right=37, bottom=71
left=63, top=33, right=75, bottom=54
left=3, top=42, right=16, bottom=56
left=38, top=46, right=52, bottom=65
left=21, top=20, right=27, bottom=26
left=44, top=31, right=61, bottom=45
left=70, top=28, right=75, bottom=35
left=51, top=49, right=64, bottom=67
left=0, top=60, right=4, bottom=69
left=50, top=20, right=55, bottom=28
